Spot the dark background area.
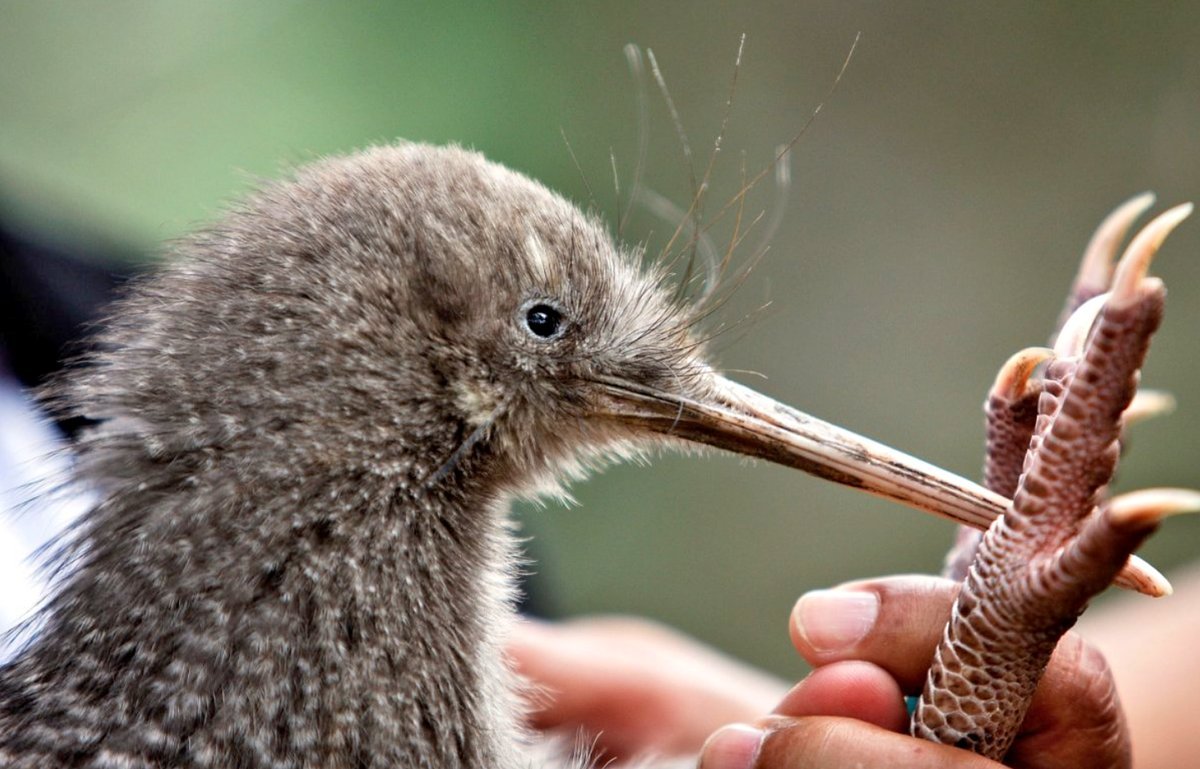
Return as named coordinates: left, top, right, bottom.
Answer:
left=2, top=2, right=1197, bottom=678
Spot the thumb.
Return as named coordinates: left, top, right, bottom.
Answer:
left=785, top=575, right=1129, bottom=769
left=789, top=574, right=955, bottom=687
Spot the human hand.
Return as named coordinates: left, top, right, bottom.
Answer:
left=699, top=575, right=1129, bottom=769
left=509, top=615, right=788, bottom=764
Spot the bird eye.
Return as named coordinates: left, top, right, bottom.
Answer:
left=524, top=303, right=564, bottom=339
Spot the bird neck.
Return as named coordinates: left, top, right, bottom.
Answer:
left=3, top=467, right=531, bottom=769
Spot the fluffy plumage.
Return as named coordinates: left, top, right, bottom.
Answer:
left=0, top=144, right=706, bottom=768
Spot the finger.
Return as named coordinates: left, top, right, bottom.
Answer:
left=789, top=574, right=958, bottom=687
left=773, top=661, right=908, bottom=733
left=513, top=616, right=785, bottom=717
left=788, top=576, right=1131, bottom=769
left=510, top=618, right=678, bottom=760
left=1004, top=632, right=1129, bottom=769
left=507, top=618, right=601, bottom=729
left=699, top=717, right=1002, bottom=769
left=509, top=617, right=787, bottom=760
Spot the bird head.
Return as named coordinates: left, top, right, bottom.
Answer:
left=63, top=143, right=1005, bottom=529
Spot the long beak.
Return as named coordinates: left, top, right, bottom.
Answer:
left=594, top=371, right=1164, bottom=595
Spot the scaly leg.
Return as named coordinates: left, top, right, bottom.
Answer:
left=915, top=201, right=1198, bottom=760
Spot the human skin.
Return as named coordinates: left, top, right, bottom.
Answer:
left=511, top=572, right=1163, bottom=768
left=1077, top=560, right=1200, bottom=769
left=511, top=616, right=789, bottom=762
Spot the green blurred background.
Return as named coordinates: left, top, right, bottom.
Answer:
left=2, top=1, right=1197, bottom=678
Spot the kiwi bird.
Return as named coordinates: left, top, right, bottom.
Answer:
left=0, top=143, right=1187, bottom=768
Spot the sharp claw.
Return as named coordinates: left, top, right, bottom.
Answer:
left=1074, top=191, right=1157, bottom=297
left=1124, top=389, right=1177, bottom=425
left=1053, top=293, right=1108, bottom=357
left=990, top=347, right=1053, bottom=400
left=1116, top=554, right=1173, bottom=597
left=1107, top=488, right=1200, bottom=529
left=1111, top=202, right=1194, bottom=308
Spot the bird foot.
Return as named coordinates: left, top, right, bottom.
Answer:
left=914, top=199, right=1197, bottom=759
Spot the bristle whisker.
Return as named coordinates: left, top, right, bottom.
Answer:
left=559, top=128, right=596, bottom=209
left=701, top=31, right=858, bottom=235
left=618, top=43, right=650, bottom=238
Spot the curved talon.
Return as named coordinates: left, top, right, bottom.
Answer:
left=1107, top=488, right=1200, bottom=528
left=1075, top=192, right=1157, bottom=296
left=1117, top=554, right=1172, bottom=597
left=1056, top=192, right=1156, bottom=331
left=990, top=347, right=1053, bottom=400
left=1124, top=389, right=1177, bottom=425
left=1054, top=293, right=1108, bottom=357
left=1111, top=202, right=1193, bottom=308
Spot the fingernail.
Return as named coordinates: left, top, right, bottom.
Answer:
left=700, top=724, right=764, bottom=769
left=793, top=589, right=879, bottom=653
